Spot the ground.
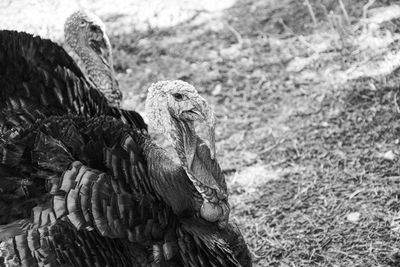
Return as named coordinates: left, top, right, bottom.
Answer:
left=4, top=0, right=400, bottom=266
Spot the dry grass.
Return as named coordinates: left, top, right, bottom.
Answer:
left=110, top=0, right=400, bottom=266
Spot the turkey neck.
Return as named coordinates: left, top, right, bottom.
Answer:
left=169, top=118, right=197, bottom=171
left=168, top=116, right=230, bottom=227
left=67, top=40, right=116, bottom=100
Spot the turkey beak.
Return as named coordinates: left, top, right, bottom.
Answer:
left=197, top=97, right=216, bottom=160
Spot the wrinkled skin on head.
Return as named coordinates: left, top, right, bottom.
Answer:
left=145, top=80, right=215, bottom=158
left=65, top=11, right=111, bottom=63
left=145, top=80, right=229, bottom=227
left=64, top=10, right=121, bottom=106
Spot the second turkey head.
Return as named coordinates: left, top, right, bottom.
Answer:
left=145, top=80, right=229, bottom=228
left=145, top=80, right=216, bottom=159
left=64, top=10, right=121, bottom=107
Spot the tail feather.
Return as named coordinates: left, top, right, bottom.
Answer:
left=178, top=218, right=249, bottom=267
left=0, top=142, right=25, bottom=166
left=0, top=220, right=147, bottom=267
left=33, top=131, right=74, bottom=172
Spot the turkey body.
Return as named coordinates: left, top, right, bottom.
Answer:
left=0, top=115, right=248, bottom=267
left=0, top=31, right=251, bottom=266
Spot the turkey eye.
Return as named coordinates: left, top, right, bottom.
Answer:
left=172, top=93, right=184, bottom=101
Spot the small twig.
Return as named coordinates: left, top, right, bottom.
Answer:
left=278, top=19, right=295, bottom=35
left=304, top=0, right=317, bottom=26
left=229, top=171, right=239, bottom=185
left=349, top=188, right=365, bottom=199
left=327, top=11, right=336, bottom=33
left=271, top=158, right=290, bottom=167
left=294, top=107, right=323, bottom=117
left=319, top=2, right=329, bottom=20
left=279, top=19, right=319, bottom=53
left=320, top=237, right=333, bottom=250
left=298, top=35, right=320, bottom=54
left=327, top=11, right=351, bottom=55
left=394, top=91, right=400, bottom=113
left=256, top=76, right=267, bottom=89
left=338, top=0, right=350, bottom=25
left=363, top=0, right=376, bottom=20
left=260, top=139, right=285, bottom=154
left=224, top=22, right=243, bottom=46
left=331, top=250, right=356, bottom=259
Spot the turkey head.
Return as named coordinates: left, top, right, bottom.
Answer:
left=145, top=80, right=229, bottom=228
left=64, top=10, right=121, bottom=106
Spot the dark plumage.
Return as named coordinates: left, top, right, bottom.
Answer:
left=0, top=116, right=250, bottom=266
left=0, top=30, right=146, bottom=133
left=0, top=30, right=251, bottom=266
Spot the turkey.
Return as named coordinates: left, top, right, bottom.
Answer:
left=64, top=10, right=122, bottom=107
left=0, top=30, right=146, bottom=133
left=0, top=81, right=251, bottom=267
left=0, top=30, right=251, bottom=265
